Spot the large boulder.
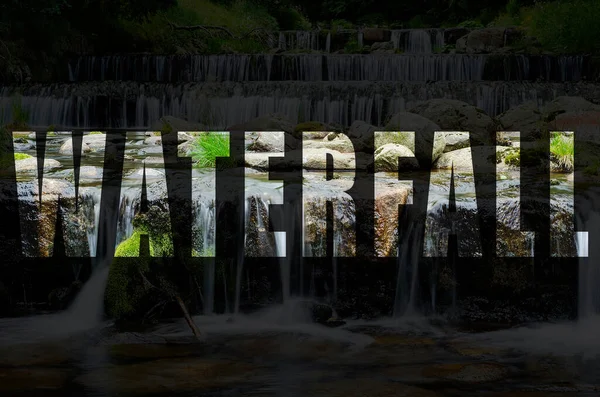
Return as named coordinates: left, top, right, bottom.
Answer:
left=373, top=144, right=419, bottom=172
left=455, top=28, right=507, bottom=53
left=542, top=96, right=600, bottom=121
left=15, top=157, right=61, bottom=173
left=497, top=101, right=544, bottom=138
left=300, top=148, right=355, bottom=170
left=382, top=112, right=446, bottom=163
left=58, top=134, right=107, bottom=156
left=443, top=132, right=471, bottom=153
left=548, top=110, right=600, bottom=142
left=408, top=99, right=497, bottom=138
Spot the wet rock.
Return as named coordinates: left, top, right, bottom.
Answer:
left=382, top=112, right=446, bottom=163
left=374, top=182, right=412, bottom=257
left=374, top=143, right=419, bottom=172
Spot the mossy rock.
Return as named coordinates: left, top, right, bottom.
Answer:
left=106, top=232, right=155, bottom=319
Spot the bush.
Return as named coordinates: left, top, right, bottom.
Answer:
left=525, top=0, right=600, bottom=54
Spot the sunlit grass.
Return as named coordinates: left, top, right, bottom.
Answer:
left=550, top=132, right=574, bottom=172
left=190, top=132, right=233, bottom=168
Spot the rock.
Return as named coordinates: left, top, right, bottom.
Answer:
left=370, top=41, right=395, bottom=53
left=150, top=116, right=205, bottom=133
left=374, top=144, right=419, bottom=172
left=312, top=303, right=333, bottom=324
left=348, top=120, right=376, bottom=138
left=382, top=112, right=446, bottom=163
left=228, top=114, right=294, bottom=134
left=15, top=157, right=61, bottom=173
left=58, top=134, right=106, bottom=155
left=361, top=28, right=391, bottom=42
left=374, top=182, right=412, bottom=257
left=294, top=121, right=335, bottom=139
left=443, top=132, right=471, bottom=152
left=408, top=99, right=497, bottom=139
left=177, top=140, right=195, bottom=157
left=244, top=152, right=272, bottom=171
left=301, top=148, right=355, bottom=170
left=444, top=27, right=471, bottom=44
left=497, top=101, right=544, bottom=138
left=302, top=135, right=356, bottom=153
left=144, top=136, right=162, bottom=145
left=247, top=131, right=286, bottom=152
left=542, top=96, right=600, bottom=121
left=48, top=280, right=82, bottom=310
left=434, top=147, right=475, bottom=170
left=455, top=28, right=507, bottom=53
left=548, top=110, right=600, bottom=141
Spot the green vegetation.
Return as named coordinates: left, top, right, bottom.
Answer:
left=89, top=131, right=104, bottom=135
left=190, top=132, right=233, bottom=168
left=13, top=153, right=31, bottom=161
left=550, top=133, right=574, bottom=172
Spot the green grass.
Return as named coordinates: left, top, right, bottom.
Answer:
left=89, top=131, right=104, bottom=135
left=13, top=153, right=31, bottom=160
left=190, top=132, right=233, bottom=168
left=550, top=133, right=574, bottom=172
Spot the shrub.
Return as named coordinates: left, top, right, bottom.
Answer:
left=525, top=0, right=600, bottom=54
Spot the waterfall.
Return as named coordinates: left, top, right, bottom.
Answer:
left=3, top=80, right=597, bottom=129
left=64, top=54, right=587, bottom=83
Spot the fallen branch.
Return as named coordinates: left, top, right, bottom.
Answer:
left=175, top=295, right=202, bottom=338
